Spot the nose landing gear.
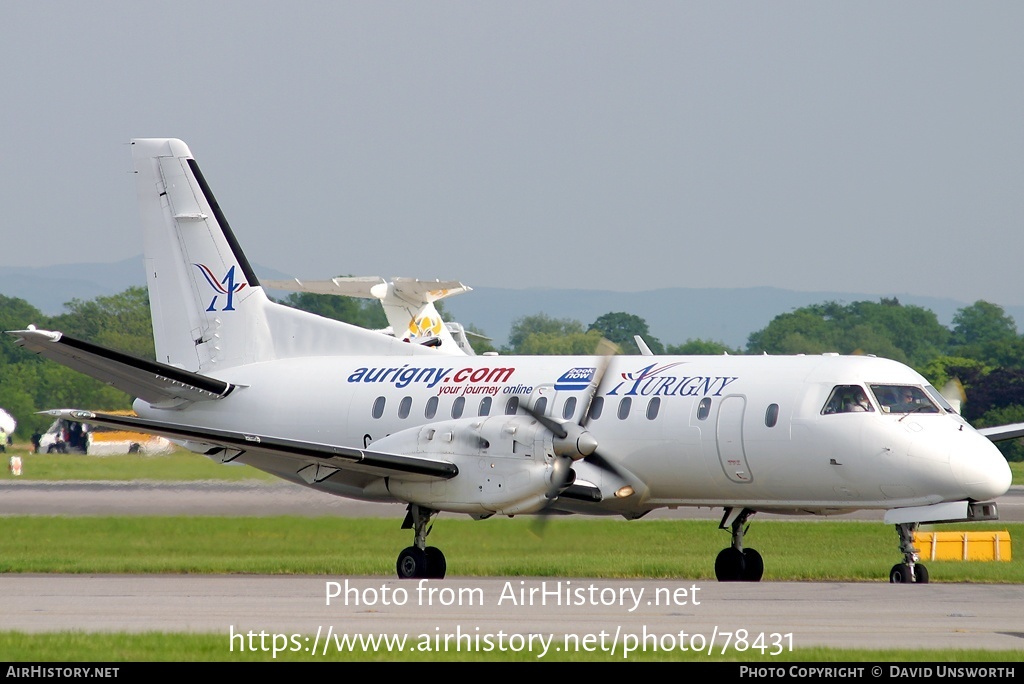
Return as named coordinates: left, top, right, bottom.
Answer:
left=890, top=522, right=928, bottom=584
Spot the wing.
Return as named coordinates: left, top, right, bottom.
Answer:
left=264, top=277, right=471, bottom=303
left=976, top=422, right=1024, bottom=443
left=44, top=409, right=458, bottom=483
left=8, top=327, right=233, bottom=408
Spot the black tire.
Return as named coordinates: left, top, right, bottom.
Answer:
left=742, top=548, right=764, bottom=582
left=914, top=564, right=929, bottom=584
left=396, top=546, right=427, bottom=579
left=889, top=563, right=912, bottom=583
left=715, top=548, right=745, bottom=582
left=425, top=546, right=447, bottom=579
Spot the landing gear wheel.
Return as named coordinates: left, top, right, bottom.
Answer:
left=425, top=546, right=447, bottom=579
left=891, top=522, right=929, bottom=584
left=889, top=563, right=912, bottom=584
left=716, top=508, right=763, bottom=582
left=397, top=504, right=444, bottom=579
left=742, top=548, right=764, bottom=582
left=715, top=548, right=745, bottom=581
left=396, top=546, right=427, bottom=579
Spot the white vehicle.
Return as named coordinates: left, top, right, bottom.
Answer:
left=37, top=413, right=172, bottom=456
left=9, top=138, right=1014, bottom=583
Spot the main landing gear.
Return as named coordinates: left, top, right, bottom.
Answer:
left=889, top=522, right=928, bottom=584
left=396, top=504, right=447, bottom=579
left=715, top=507, right=764, bottom=582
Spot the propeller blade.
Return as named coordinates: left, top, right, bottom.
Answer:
left=585, top=450, right=630, bottom=483
left=579, top=338, right=617, bottom=429
left=520, top=400, right=568, bottom=439
left=522, top=336, right=620, bottom=532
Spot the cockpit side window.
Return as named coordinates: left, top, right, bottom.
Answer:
left=868, top=384, right=940, bottom=414
left=822, top=385, right=874, bottom=414
left=924, top=384, right=957, bottom=414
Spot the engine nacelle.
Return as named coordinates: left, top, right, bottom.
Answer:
left=368, top=415, right=562, bottom=515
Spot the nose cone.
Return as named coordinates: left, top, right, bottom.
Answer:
left=952, top=434, right=1013, bottom=501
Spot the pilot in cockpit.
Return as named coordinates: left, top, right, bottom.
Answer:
left=823, top=385, right=873, bottom=414
left=842, top=387, right=872, bottom=412
left=897, top=388, right=919, bottom=411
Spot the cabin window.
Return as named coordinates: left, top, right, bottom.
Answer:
left=478, top=396, right=492, bottom=417
left=697, top=397, right=711, bottom=420
left=765, top=403, right=779, bottom=427
left=398, top=396, right=412, bottom=419
left=646, top=397, right=661, bottom=420
left=424, top=396, right=438, bottom=419
left=588, top=396, right=604, bottom=420
left=534, top=397, right=548, bottom=416
left=562, top=396, right=577, bottom=420
left=505, top=396, right=519, bottom=415
left=372, top=396, right=386, bottom=419
left=617, top=397, right=632, bottom=420
left=823, top=385, right=874, bottom=414
left=452, top=396, right=466, bottom=419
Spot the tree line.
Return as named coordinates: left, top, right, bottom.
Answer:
left=1, top=288, right=1022, bottom=460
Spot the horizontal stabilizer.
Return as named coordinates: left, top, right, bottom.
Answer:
left=43, top=409, right=458, bottom=481
left=7, top=328, right=234, bottom=408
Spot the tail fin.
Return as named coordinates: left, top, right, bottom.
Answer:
left=131, top=138, right=413, bottom=371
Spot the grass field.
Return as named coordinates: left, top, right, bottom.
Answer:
left=2, top=631, right=1021, bottom=662
left=0, top=447, right=277, bottom=481
left=0, top=516, right=1021, bottom=581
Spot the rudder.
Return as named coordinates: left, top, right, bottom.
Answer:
left=132, top=138, right=272, bottom=371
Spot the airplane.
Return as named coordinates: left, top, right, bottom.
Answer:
left=7, top=138, right=1016, bottom=584
left=262, top=275, right=484, bottom=355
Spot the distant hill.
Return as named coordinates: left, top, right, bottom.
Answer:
left=3, top=257, right=1021, bottom=350
left=0, top=258, right=148, bottom=315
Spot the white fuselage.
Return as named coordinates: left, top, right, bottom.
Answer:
left=135, top=351, right=1012, bottom=518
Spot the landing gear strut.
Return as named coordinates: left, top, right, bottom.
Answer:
left=396, top=504, right=446, bottom=579
left=889, top=522, right=928, bottom=584
left=715, top=507, right=763, bottom=582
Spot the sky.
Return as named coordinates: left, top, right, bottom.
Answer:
left=3, top=2, right=1023, bottom=308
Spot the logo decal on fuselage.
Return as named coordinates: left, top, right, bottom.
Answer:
left=195, top=264, right=247, bottom=312
left=348, top=365, right=522, bottom=397
left=554, top=367, right=596, bottom=391
left=606, top=362, right=738, bottom=397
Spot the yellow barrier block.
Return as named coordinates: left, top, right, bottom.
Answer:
left=913, top=531, right=1012, bottom=562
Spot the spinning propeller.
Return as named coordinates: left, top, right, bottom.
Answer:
left=519, top=339, right=624, bottom=533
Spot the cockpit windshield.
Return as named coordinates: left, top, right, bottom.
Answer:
left=869, top=384, right=941, bottom=414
